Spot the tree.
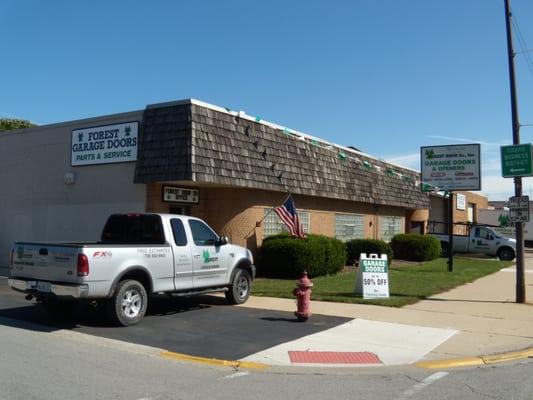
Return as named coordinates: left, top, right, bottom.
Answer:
left=0, top=118, right=36, bottom=132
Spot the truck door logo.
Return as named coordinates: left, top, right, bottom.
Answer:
left=202, top=250, right=210, bottom=263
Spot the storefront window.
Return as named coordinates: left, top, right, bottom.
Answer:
left=335, top=214, right=364, bottom=241
left=380, top=216, right=402, bottom=242
left=263, top=209, right=310, bottom=237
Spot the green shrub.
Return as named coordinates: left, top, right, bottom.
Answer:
left=345, top=239, right=393, bottom=266
left=390, top=233, right=440, bottom=261
left=257, top=233, right=346, bottom=278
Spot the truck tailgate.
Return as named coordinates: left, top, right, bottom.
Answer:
left=11, top=243, right=80, bottom=283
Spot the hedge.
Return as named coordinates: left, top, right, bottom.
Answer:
left=257, top=233, right=346, bottom=278
left=390, top=233, right=440, bottom=261
left=345, top=239, right=393, bottom=266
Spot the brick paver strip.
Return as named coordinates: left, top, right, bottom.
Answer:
left=288, top=351, right=381, bottom=364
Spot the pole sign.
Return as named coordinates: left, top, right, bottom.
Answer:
left=509, top=195, right=530, bottom=223
left=500, top=144, right=533, bottom=178
left=420, top=144, right=481, bottom=191
left=355, top=253, right=389, bottom=299
left=71, top=122, right=138, bottom=166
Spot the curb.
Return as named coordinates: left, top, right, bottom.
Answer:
left=415, top=348, right=533, bottom=369
left=159, top=351, right=268, bottom=370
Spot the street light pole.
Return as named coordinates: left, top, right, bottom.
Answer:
left=503, top=0, right=526, bottom=303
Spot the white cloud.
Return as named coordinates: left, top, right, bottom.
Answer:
left=479, top=175, right=533, bottom=200
left=383, top=152, right=420, bottom=169
left=426, top=135, right=508, bottom=147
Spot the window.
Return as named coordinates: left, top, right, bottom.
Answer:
left=475, top=227, right=493, bottom=240
left=335, top=214, right=364, bottom=241
left=263, top=209, right=310, bottom=237
left=188, top=219, right=219, bottom=246
left=380, top=216, right=402, bottom=242
left=101, top=214, right=165, bottom=244
left=170, top=219, right=188, bottom=246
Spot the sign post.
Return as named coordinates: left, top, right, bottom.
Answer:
left=421, top=143, right=481, bottom=273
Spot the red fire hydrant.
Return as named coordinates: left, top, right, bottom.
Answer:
left=293, top=271, right=313, bottom=322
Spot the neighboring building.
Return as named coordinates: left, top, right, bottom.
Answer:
left=0, top=99, right=430, bottom=265
left=428, top=191, right=489, bottom=234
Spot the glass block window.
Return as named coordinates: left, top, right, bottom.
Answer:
left=380, top=216, right=402, bottom=242
left=335, top=214, right=364, bottom=241
left=263, top=209, right=310, bottom=237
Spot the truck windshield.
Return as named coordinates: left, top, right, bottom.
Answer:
left=101, top=214, right=165, bottom=244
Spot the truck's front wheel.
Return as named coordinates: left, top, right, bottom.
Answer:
left=225, top=269, right=251, bottom=305
left=107, top=279, right=147, bottom=326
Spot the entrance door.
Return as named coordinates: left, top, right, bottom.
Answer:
left=170, top=206, right=191, bottom=216
left=187, top=219, right=229, bottom=289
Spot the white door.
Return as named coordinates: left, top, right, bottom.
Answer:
left=187, top=219, right=228, bottom=289
left=169, top=218, right=193, bottom=290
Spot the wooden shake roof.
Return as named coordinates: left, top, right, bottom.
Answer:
left=135, top=99, right=429, bottom=209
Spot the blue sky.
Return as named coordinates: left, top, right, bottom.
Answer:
left=2, top=0, right=533, bottom=200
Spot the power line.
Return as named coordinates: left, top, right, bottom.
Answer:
left=512, top=12, right=533, bottom=78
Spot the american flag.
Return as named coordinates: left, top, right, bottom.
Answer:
left=275, top=195, right=305, bottom=238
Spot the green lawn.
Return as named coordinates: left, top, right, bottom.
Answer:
left=251, top=257, right=513, bottom=307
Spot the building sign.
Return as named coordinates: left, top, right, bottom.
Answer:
left=500, top=144, right=533, bottom=178
left=71, top=122, right=138, bottom=166
left=355, top=253, right=389, bottom=299
left=420, top=144, right=481, bottom=191
left=163, top=186, right=199, bottom=204
left=456, top=193, right=466, bottom=210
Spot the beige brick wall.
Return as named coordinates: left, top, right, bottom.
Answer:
left=147, top=184, right=414, bottom=253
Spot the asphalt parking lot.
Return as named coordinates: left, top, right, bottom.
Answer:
left=0, top=278, right=350, bottom=360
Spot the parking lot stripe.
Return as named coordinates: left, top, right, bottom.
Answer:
left=159, top=351, right=268, bottom=370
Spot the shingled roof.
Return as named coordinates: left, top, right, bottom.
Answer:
left=134, top=100, right=429, bottom=209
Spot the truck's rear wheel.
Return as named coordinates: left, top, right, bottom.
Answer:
left=106, top=279, right=147, bottom=326
left=225, top=269, right=251, bottom=305
left=497, top=247, right=515, bottom=261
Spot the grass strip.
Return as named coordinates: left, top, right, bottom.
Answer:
left=251, top=257, right=512, bottom=307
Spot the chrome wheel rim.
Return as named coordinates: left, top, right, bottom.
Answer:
left=236, top=276, right=249, bottom=299
left=121, top=289, right=142, bottom=318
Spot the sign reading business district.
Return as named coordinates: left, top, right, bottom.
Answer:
left=163, top=186, right=199, bottom=204
left=355, top=253, right=389, bottom=299
left=500, top=144, right=533, bottom=178
left=71, top=122, right=138, bottom=166
left=420, top=144, right=481, bottom=191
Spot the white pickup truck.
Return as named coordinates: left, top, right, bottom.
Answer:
left=8, top=213, right=255, bottom=326
left=429, top=225, right=516, bottom=261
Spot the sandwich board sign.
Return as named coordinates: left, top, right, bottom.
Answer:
left=355, top=253, right=390, bottom=299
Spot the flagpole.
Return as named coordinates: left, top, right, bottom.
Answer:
left=255, top=192, right=292, bottom=228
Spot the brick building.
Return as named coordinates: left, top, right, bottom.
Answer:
left=0, top=99, right=430, bottom=265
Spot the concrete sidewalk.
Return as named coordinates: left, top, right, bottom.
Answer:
left=238, top=260, right=533, bottom=368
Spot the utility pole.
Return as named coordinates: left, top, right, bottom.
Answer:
left=504, top=0, right=526, bottom=303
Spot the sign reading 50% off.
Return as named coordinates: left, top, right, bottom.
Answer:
left=355, top=254, right=390, bottom=299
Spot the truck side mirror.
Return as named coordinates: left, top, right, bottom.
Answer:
left=217, top=236, right=229, bottom=246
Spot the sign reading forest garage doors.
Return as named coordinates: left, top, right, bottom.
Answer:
left=420, top=144, right=481, bottom=191
left=71, top=122, right=138, bottom=166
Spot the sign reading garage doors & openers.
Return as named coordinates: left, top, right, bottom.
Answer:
left=71, top=122, right=139, bottom=166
